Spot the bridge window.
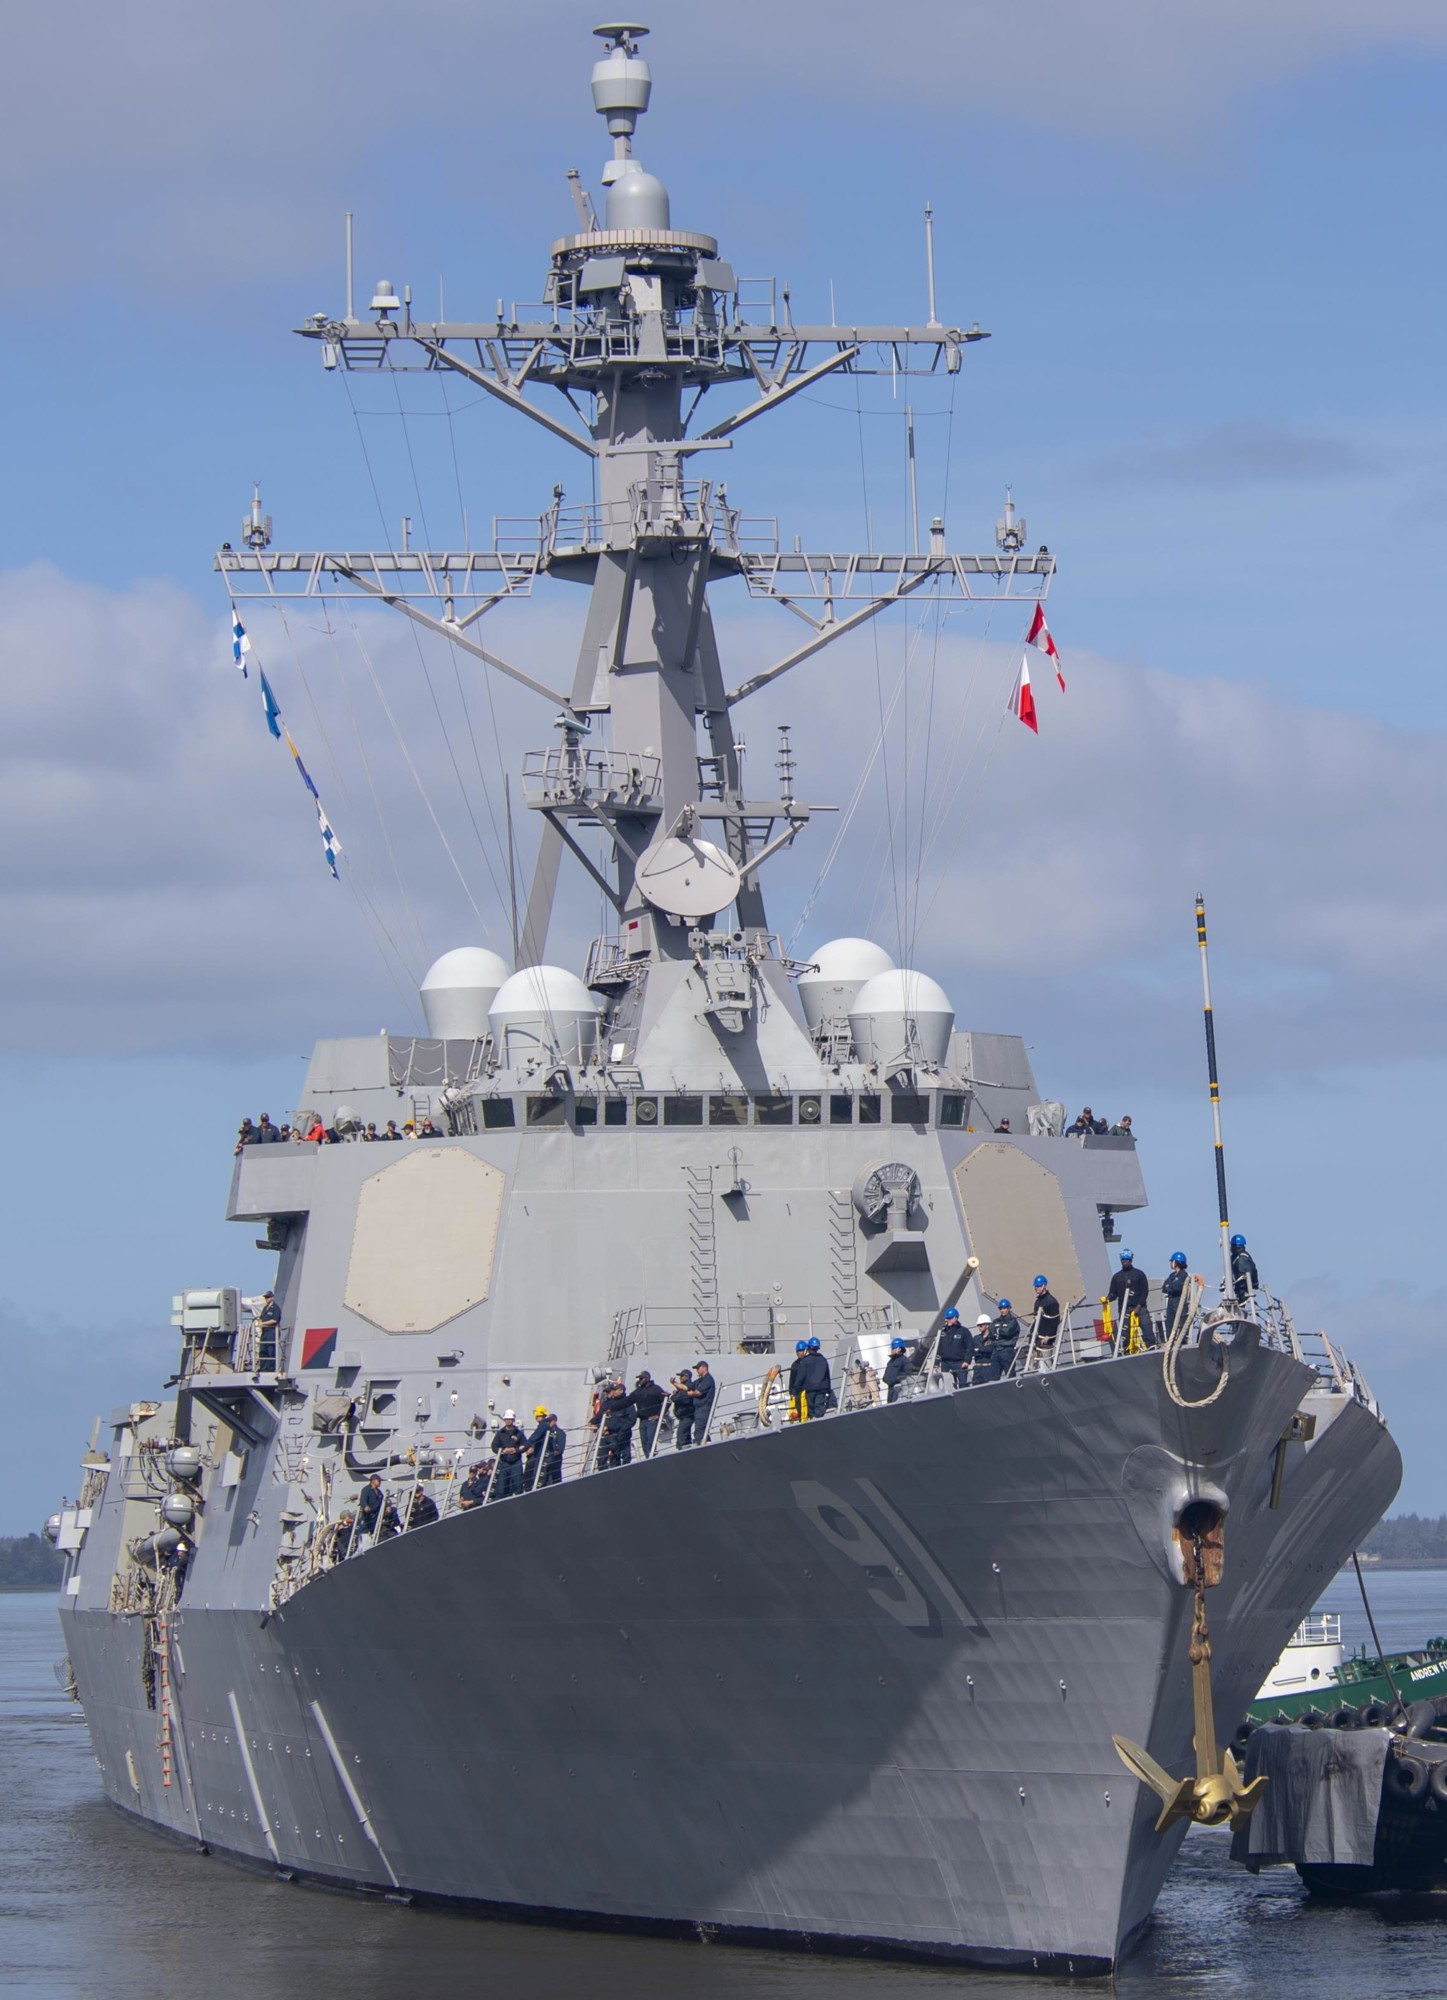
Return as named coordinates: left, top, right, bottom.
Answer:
left=574, top=1098, right=598, bottom=1126
left=604, top=1099, right=628, bottom=1126
left=890, top=1094, right=929, bottom=1125
left=829, top=1094, right=854, bottom=1124
left=754, top=1094, right=794, bottom=1126
left=939, top=1094, right=966, bottom=1127
left=859, top=1095, right=882, bottom=1125
left=481, top=1099, right=516, bottom=1129
left=664, top=1096, right=704, bottom=1126
left=709, top=1094, right=749, bottom=1125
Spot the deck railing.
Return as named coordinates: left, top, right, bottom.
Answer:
left=263, top=1283, right=1373, bottom=1607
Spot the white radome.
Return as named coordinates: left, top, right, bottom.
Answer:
left=848, top=967, right=956, bottom=1067
left=797, top=937, right=896, bottom=1034
left=419, top=947, right=512, bottom=1039
left=489, top=965, right=601, bottom=1067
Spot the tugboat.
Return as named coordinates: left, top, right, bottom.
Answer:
left=1247, top=1613, right=1447, bottom=1730
left=46, top=22, right=1402, bottom=1975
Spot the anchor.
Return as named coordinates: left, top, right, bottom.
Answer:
left=1113, top=1515, right=1268, bottom=1833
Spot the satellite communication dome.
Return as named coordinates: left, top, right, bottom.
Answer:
left=797, top=937, right=896, bottom=1035
left=848, top=968, right=955, bottom=1067
left=489, top=965, right=601, bottom=1067
left=605, top=162, right=671, bottom=231
left=420, top=947, right=512, bottom=1040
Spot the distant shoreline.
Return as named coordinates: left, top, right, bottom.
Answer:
left=1341, top=1558, right=1447, bottom=1572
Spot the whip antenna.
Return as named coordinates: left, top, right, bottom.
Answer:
left=1195, top=895, right=1234, bottom=1299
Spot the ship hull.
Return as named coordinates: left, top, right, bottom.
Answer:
left=62, top=1342, right=1400, bottom=1973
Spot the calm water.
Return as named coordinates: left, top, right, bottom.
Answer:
left=5, top=1574, right=1447, bottom=1999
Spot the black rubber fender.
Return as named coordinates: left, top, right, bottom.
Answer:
left=1430, top=1759, right=1447, bottom=1805
left=1300, top=1705, right=1326, bottom=1730
left=1360, top=1700, right=1390, bottom=1727
left=1233, top=1719, right=1256, bottom=1749
left=1386, top=1752, right=1430, bottom=1803
left=1404, top=1695, right=1447, bottom=1739
left=1327, top=1705, right=1360, bottom=1730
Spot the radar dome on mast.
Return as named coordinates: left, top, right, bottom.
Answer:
left=489, top=965, right=601, bottom=1067
left=849, top=968, right=955, bottom=1068
left=797, top=938, right=896, bottom=1036
left=591, top=22, right=671, bottom=230
left=419, top=947, right=511, bottom=1040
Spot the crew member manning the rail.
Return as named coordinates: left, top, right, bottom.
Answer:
left=787, top=1338, right=809, bottom=1422
left=670, top=1369, right=696, bottom=1447
left=883, top=1336, right=913, bottom=1403
left=989, top=1299, right=1022, bottom=1379
left=533, top=1413, right=566, bottom=1487
left=688, top=1360, right=718, bottom=1438
left=1030, top=1277, right=1061, bottom=1354
left=1161, top=1252, right=1191, bottom=1342
left=936, top=1306, right=973, bottom=1387
left=1107, top=1250, right=1149, bottom=1347
left=490, top=1411, right=529, bottom=1497
left=631, top=1371, right=666, bottom=1457
left=798, top=1337, right=832, bottom=1419
left=972, top=1314, right=994, bottom=1383
left=1230, top=1233, right=1260, bottom=1303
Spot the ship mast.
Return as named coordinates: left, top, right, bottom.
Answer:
left=219, top=21, right=1052, bottom=982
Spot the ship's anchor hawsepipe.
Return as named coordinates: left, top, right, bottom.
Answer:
left=1112, top=1506, right=1268, bottom=1832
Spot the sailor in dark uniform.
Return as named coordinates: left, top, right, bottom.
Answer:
left=1230, top=1233, right=1260, bottom=1302
left=1107, top=1251, right=1149, bottom=1345
left=787, top=1339, right=809, bottom=1423
left=670, top=1370, right=696, bottom=1448
left=1161, top=1252, right=1191, bottom=1341
left=798, top=1339, right=832, bottom=1420
left=594, top=1381, right=637, bottom=1468
left=1030, top=1277, right=1061, bottom=1355
left=491, top=1412, right=530, bottom=1496
left=989, top=1299, right=1022, bottom=1379
left=936, top=1306, right=974, bottom=1387
left=883, top=1336, right=912, bottom=1403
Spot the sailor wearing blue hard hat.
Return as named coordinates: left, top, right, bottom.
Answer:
left=1107, top=1248, right=1149, bottom=1339
left=787, top=1339, right=809, bottom=1423
left=937, top=1305, right=973, bottom=1388
left=1031, top=1274, right=1062, bottom=1355
left=1161, top=1252, right=1191, bottom=1342
left=883, top=1334, right=914, bottom=1404
left=798, top=1335, right=832, bottom=1421
left=989, top=1297, right=1022, bottom=1380
left=1229, top=1233, right=1259, bottom=1303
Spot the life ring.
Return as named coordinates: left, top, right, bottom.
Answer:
left=1386, top=1752, right=1430, bottom=1803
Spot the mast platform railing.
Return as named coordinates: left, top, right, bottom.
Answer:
left=520, top=745, right=662, bottom=811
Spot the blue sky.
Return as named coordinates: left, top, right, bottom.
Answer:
left=3, top=0, right=1446, bottom=1527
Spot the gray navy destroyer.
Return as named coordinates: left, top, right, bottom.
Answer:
left=49, top=25, right=1401, bottom=1975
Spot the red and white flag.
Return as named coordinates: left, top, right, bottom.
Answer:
left=1010, top=656, right=1038, bottom=734
left=1026, top=602, right=1065, bottom=691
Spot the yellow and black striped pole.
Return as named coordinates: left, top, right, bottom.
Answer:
left=1196, top=895, right=1234, bottom=1298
